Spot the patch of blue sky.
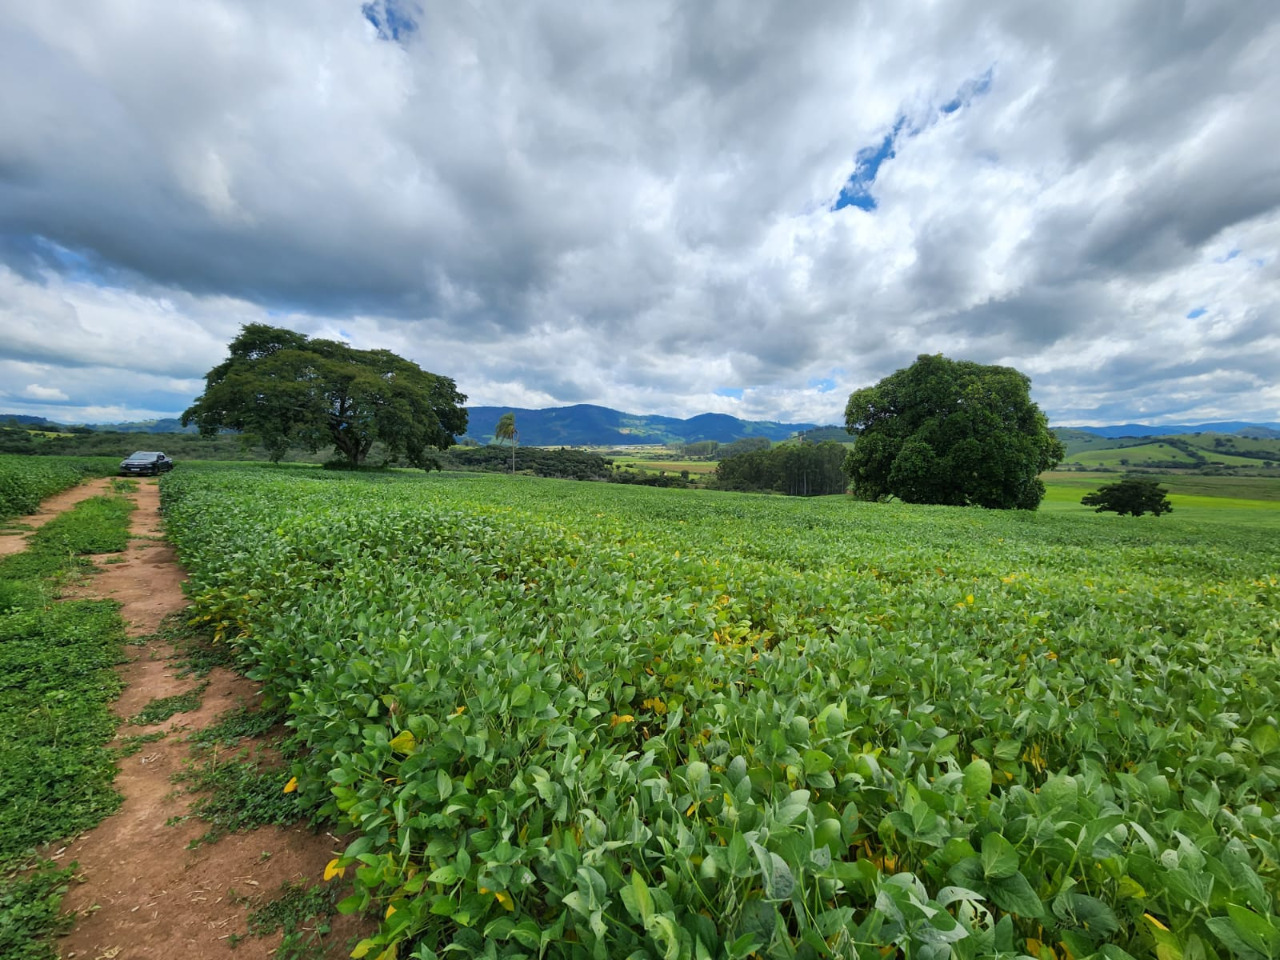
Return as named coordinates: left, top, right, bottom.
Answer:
left=362, top=0, right=419, bottom=42
left=714, top=387, right=744, bottom=400
left=29, top=235, right=109, bottom=285
left=1186, top=307, right=1207, bottom=319
left=1216, top=248, right=1241, bottom=262
left=940, top=67, right=993, bottom=114
left=808, top=377, right=837, bottom=393
left=833, top=119, right=904, bottom=212
left=833, top=67, right=994, bottom=213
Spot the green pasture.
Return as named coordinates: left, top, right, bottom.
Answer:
left=1066, top=442, right=1197, bottom=466
left=615, top=458, right=718, bottom=475
left=1043, top=473, right=1280, bottom=529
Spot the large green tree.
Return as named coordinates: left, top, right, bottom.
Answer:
left=182, top=324, right=467, bottom=468
left=843, top=354, right=1064, bottom=509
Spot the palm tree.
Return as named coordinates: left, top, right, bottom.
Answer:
left=494, top=412, right=518, bottom=474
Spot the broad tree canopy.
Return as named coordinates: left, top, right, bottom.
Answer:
left=1081, top=478, right=1173, bottom=516
left=182, top=324, right=467, bottom=468
left=843, top=354, right=1064, bottom=509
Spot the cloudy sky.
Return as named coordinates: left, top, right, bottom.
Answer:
left=2, top=0, right=1278, bottom=428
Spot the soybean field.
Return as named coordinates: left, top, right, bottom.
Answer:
left=162, top=465, right=1280, bottom=960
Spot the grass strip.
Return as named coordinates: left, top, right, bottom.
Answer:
left=0, top=490, right=134, bottom=958
left=0, top=862, right=75, bottom=960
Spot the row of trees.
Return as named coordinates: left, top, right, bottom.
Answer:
left=714, top=442, right=848, bottom=496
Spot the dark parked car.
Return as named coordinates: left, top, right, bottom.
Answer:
left=119, top=451, right=174, bottom=476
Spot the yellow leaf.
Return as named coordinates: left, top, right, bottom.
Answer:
left=1144, top=913, right=1170, bottom=932
left=610, top=714, right=635, bottom=727
left=324, top=858, right=345, bottom=881
left=451, top=705, right=466, bottom=716
left=495, top=891, right=514, bottom=911
left=479, top=886, right=491, bottom=895
left=385, top=904, right=396, bottom=919
left=283, top=776, right=298, bottom=794
left=388, top=730, right=417, bottom=755
left=966, top=594, right=974, bottom=604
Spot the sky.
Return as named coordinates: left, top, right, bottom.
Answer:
left=1, top=0, right=1279, bottom=429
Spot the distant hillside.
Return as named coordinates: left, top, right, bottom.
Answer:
left=88, top=417, right=199, bottom=434
left=464, top=404, right=818, bottom=446
left=1063, top=421, right=1280, bottom=439
left=1052, top=428, right=1280, bottom=471
left=1, top=414, right=64, bottom=429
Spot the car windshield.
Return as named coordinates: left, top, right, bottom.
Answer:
left=127, top=452, right=160, bottom=459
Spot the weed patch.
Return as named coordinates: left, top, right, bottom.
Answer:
left=0, top=861, right=75, bottom=960
left=0, top=494, right=133, bottom=584
left=230, top=880, right=339, bottom=960
left=0, top=601, right=125, bottom=858
left=113, top=730, right=167, bottom=758
left=189, top=703, right=284, bottom=747
left=128, top=682, right=207, bottom=726
left=172, top=748, right=302, bottom=845
left=155, top=615, right=241, bottom=678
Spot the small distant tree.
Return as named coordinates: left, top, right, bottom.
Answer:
left=1081, top=478, right=1173, bottom=517
left=494, top=412, right=518, bottom=474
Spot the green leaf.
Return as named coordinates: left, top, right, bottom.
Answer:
left=803, top=749, right=834, bottom=775
left=764, top=852, right=795, bottom=900
left=775, top=789, right=811, bottom=825
left=727, top=833, right=752, bottom=877
left=426, top=864, right=458, bottom=884
left=962, top=759, right=992, bottom=801
left=988, top=872, right=1043, bottom=918
left=1209, top=917, right=1266, bottom=960
left=620, top=871, right=655, bottom=927
left=981, top=833, right=1019, bottom=880
left=1053, top=891, right=1119, bottom=939
left=1225, top=905, right=1280, bottom=960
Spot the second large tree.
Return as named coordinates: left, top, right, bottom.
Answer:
left=844, top=354, right=1063, bottom=509
left=182, top=324, right=468, bottom=468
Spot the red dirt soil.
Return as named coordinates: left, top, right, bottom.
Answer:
left=23, top=478, right=369, bottom=959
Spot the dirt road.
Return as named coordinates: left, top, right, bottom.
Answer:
left=18, top=478, right=361, bottom=959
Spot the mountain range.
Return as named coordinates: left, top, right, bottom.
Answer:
left=5, top=408, right=1279, bottom=445
left=1058, top=421, right=1280, bottom=439
left=461, top=404, right=819, bottom=446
